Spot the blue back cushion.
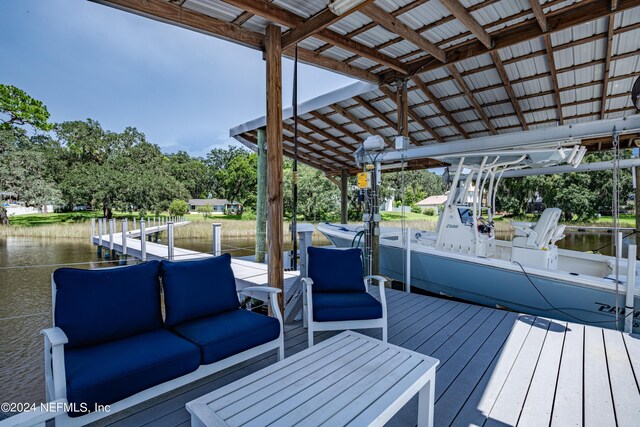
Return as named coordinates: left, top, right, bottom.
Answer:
left=161, top=254, right=239, bottom=327
left=307, top=247, right=365, bottom=293
left=54, top=261, right=162, bottom=348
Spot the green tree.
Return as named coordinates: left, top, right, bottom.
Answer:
left=196, top=204, right=213, bottom=218
left=168, top=199, right=189, bottom=216
left=0, top=84, right=53, bottom=132
left=214, top=152, right=258, bottom=207
left=166, top=151, right=209, bottom=198
left=205, top=145, right=251, bottom=197
left=283, top=161, right=340, bottom=221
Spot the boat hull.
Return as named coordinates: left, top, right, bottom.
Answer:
left=321, top=225, right=640, bottom=333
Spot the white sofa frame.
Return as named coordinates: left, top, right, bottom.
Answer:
left=303, top=275, right=388, bottom=346
left=35, top=273, right=284, bottom=427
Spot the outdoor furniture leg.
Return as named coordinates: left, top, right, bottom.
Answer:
left=418, top=374, right=435, bottom=427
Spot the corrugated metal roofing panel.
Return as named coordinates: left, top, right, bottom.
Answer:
left=422, top=68, right=451, bottom=83
left=273, top=0, right=323, bottom=18
left=468, top=0, right=531, bottom=27
left=551, top=17, right=606, bottom=46
left=241, top=15, right=285, bottom=33
left=500, top=38, right=545, bottom=61
left=613, top=28, right=640, bottom=56
left=485, top=102, right=515, bottom=118
left=328, top=11, right=371, bottom=35
left=610, top=76, right=637, bottom=95
left=320, top=45, right=356, bottom=61
left=297, top=38, right=325, bottom=51
left=183, top=0, right=243, bottom=22
left=521, top=94, right=555, bottom=111
left=430, top=80, right=461, bottom=99
left=618, top=5, right=640, bottom=27
left=607, top=96, right=632, bottom=111
left=554, top=40, right=602, bottom=70
left=457, top=53, right=493, bottom=73
left=505, top=55, right=549, bottom=82
left=461, top=120, right=487, bottom=133
left=610, top=55, right=640, bottom=78
left=451, top=109, right=479, bottom=123
left=426, top=19, right=468, bottom=45
left=349, top=56, right=380, bottom=69
left=513, top=76, right=553, bottom=96
left=380, top=39, right=422, bottom=58
left=464, top=69, right=502, bottom=91
left=542, top=0, right=579, bottom=14
left=353, top=26, right=397, bottom=49
left=377, top=0, right=416, bottom=13
left=475, top=86, right=508, bottom=105
left=411, top=0, right=452, bottom=26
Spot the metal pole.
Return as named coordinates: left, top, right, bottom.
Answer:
left=625, top=244, right=637, bottom=333
left=292, top=45, right=299, bottom=271
left=140, top=219, right=147, bottom=262
left=212, top=223, right=222, bottom=257
left=167, top=222, right=174, bottom=261
left=406, top=227, right=411, bottom=293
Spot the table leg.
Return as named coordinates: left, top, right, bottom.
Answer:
left=417, top=375, right=435, bottom=427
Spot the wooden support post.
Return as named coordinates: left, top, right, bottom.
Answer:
left=212, top=223, right=222, bottom=257
left=341, top=168, right=349, bottom=224
left=397, top=80, right=409, bottom=138
left=266, top=24, right=284, bottom=317
left=256, top=127, right=268, bottom=263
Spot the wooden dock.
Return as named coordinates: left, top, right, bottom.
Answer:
left=88, top=288, right=640, bottom=427
left=91, top=226, right=300, bottom=292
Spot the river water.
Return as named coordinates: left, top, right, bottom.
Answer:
left=0, top=230, right=633, bottom=405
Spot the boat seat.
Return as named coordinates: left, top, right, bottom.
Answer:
left=512, top=208, right=562, bottom=250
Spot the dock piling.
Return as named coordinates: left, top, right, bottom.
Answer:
left=120, top=219, right=128, bottom=265
left=140, top=219, right=147, bottom=262
left=212, top=223, right=222, bottom=257
left=97, top=219, right=103, bottom=256
left=625, top=244, right=637, bottom=333
left=167, top=221, right=174, bottom=260
left=90, top=218, right=96, bottom=245
left=106, top=219, right=114, bottom=259
left=133, top=217, right=137, bottom=230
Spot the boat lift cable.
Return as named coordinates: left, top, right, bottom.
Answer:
left=513, top=260, right=634, bottom=326
left=292, top=45, right=298, bottom=271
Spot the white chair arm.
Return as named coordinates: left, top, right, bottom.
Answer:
left=365, top=275, right=387, bottom=285
left=41, top=327, right=68, bottom=346
left=239, top=286, right=282, bottom=295
left=0, top=399, right=67, bottom=427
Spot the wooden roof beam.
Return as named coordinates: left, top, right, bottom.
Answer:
left=411, top=76, right=470, bottom=139
left=282, top=126, right=352, bottom=168
left=307, top=111, right=362, bottom=143
left=294, top=117, right=357, bottom=152
left=529, top=0, right=548, bottom=32
left=440, top=0, right=492, bottom=49
left=281, top=1, right=374, bottom=49
left=353, top=96, right=398, bottom=140
left=447, top=64, right=496, bottom=134
left=330, top=103, right=385, bottom=140
left=490, top=51, right=528, bottom=130
left=360, top=4, right=447, bottom=63
left=379, top=0, right=640, bottom=82
left=544, top=34, right=564, bottom=125
left=600, top=15, right=615, bottom=119
left=378, top=85, right=444, bottom=143
left=222, top=0, right=408, bottom=73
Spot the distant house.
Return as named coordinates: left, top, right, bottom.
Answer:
left=416, top=194, right=448, bottom=214
left=1, top=191, right=54, bottom=216
left=188, top=198, right=242, bottom=214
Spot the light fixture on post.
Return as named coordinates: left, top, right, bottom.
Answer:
left=328, top=0, right=368, bottom=16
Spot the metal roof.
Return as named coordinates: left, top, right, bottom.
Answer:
left=96, top=0, right=640, bottom=174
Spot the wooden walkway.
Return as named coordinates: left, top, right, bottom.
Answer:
left=90, top=288, right=640, bottom=427
left=91, top=230, right=300, bottom=291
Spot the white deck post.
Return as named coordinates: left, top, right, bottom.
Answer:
left=133, top=217, right=137, bottom=230
left=97, top=219, right=103, bottom=256
left=212, top=223, right=222, bottom=257
left=90, top=218, right=95, bottom=244
left=406, top=227, right=412, bottom=293
left=121, top=219, right=128, bottom=256
left=625, top=244, right=637, bottom=333
left=108, top=219, right=114, bottom=257
left=167, top=221, right=174, bottom=260
left=140, top=219, right=147, bottom=262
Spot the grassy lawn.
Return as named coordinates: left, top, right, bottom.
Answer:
left=380, top=211, right=437, bottom=221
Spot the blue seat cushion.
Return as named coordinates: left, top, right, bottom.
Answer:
left=64, top=329, right=200, bottom=416
left=54, top=260, right=162, bottom=348
left=172, top=309, right=280, bottom=365
left=312, top=292, right=382, bottom=322
left=307, top=247, right=365, bottom=293
left=161, top=254, right=240, bottom=327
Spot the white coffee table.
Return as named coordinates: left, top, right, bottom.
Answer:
left=186, top=331, right=439, bottom=427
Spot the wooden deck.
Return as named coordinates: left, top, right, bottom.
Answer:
left=89, top=288, right=640, bottom=427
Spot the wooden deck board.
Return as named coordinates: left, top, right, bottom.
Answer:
left=90, top=289, right=640, bottom=427
left=584, top=326, right=616, bottom=427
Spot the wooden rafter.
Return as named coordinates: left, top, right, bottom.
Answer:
left=307, top=111, right=362, bottom=143
left=329, top=103, right=384, bottom=140
left=600, top=15, right=615, bottom=119
left=529, top=0, right=548, bottom=32
left=281, top=1, right=374, bottom=49
left=282, top=125, right=352, bottom=168
left=447, top=64, right=496, bottom=134
left=295, top=117, right=356, bottom=152
left=353, top=96, right=398, bottom=135
left=411, top=77, right=469, bottom=138
left=378, top=85, right=443, bottom=143
left=490, top=51, right=528, bottom=130
left=360, top=4, right=447, bottom=63
left=380, top=0, right=640, bottom=82
left=544, top=34, right=564, bottom=125
left=222, top=0, right=408, bottom=73
left=439, top=0, right=492, bottom=49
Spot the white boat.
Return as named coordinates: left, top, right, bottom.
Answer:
left=319, top=145, right=640, bottom=333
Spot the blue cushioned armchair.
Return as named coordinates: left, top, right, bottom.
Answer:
left=303, top=247, right=387, bottom=346
left=40, top=255, right=284, bottom=426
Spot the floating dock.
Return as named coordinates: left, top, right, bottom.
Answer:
left=85, top=287, right=640, bottom=427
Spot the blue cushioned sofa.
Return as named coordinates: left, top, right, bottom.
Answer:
left=303, top=247, right=387, bottom=346
left=41, top=254, right=284, bottom=426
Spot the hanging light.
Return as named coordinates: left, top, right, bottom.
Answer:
left=328, top=0, right=368, bottom=16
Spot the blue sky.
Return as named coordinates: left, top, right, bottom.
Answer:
left=0, top=0, right=356, bottom=157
